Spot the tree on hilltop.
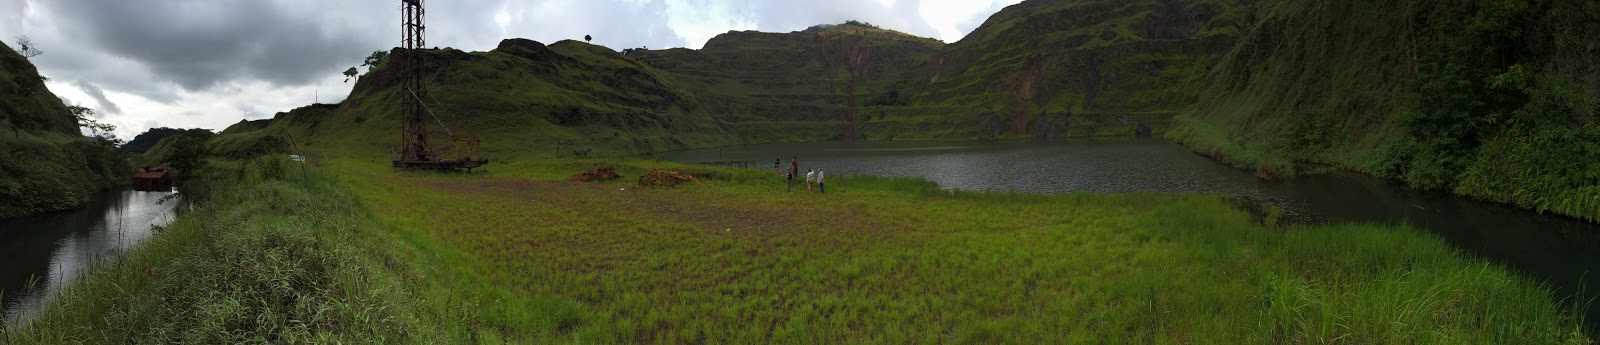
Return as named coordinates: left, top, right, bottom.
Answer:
left=342, top=67, right=358, bottom=83
left=842, top=20, right=878, bottom=29
left=14, top=35, right=42, bottom=58
left=362, top=50, right=389, bottom=72
left=585, top=35, right=592, bottom=43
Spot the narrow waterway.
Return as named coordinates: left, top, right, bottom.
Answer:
left=0, top=189, right=180, bottom=322
left=649, top=138, right=1600, bottom=331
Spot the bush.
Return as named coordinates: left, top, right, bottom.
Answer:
left=0, top=131, right=128, bottom=218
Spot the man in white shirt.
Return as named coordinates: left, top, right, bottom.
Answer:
left=817, top=168, right=826, bottom=194
left=805, top=168, right=816, bottom=193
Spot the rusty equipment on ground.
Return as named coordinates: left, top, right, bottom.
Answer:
left=638, top=168, right=701, bottom=187
left=570, top=166, right=622, bottom=182
left=391, top=0, right=489, bottom=172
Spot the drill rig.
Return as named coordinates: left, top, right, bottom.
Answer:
left=391, top=0, right=488, bottom=172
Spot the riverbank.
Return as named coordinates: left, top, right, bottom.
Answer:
left=0, top=157, right=506, bottom=343
left=2, top=156, right=1589, bottom=343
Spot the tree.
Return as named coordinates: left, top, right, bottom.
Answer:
left=14, top=35, right=42, bottom=58
left=842, top=20, right=878, bottom=29
left=70, top=105, right=116, bottom=140
left=361, top=50, right=389, bottom=72
left=162, top=130, right=215, bottom=176
left=343, top=67, right=358, bottom=83
left=585, top=35, right=592, bottom=43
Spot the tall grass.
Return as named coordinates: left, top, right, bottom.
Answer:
left=0, top=156, right=538, bottom=343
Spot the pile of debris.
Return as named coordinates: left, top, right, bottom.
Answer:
left=570, top=166, right=621, bottom=182
left=638, top=168, right=700, bottom=187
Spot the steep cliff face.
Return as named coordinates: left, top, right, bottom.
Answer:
left=1169, top=0, right=1600, bottom=221
left=0, top=41, right=76, bottom=135
left=0, top=42, right=129, bottom=220
left=908, top=0, right=1254, bottom=139
left=633, top=25, right=943, bottom=142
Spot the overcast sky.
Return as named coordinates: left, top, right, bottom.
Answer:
left=0, top=0, right=1022, bottom=139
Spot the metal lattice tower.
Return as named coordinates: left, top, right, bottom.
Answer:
left=399, top=0, right=430, bottom=162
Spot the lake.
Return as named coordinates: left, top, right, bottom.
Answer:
left=0, top=189, right=180, bottom=322
left=649, top=138, right=1600, bottom=331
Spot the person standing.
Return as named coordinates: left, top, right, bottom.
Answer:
left=774, top=157, right=782, bottom=176
left=788, top=157, right=799, bottom=192
left=817, top=168, right=826, bottom=194
left=805, top=168, right=816, bottom=193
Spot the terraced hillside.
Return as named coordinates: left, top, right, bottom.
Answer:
left=907, top=0, right=1252, bottom=139
left=632, top=24, right=944, bottom=142
left=224, top=0, right=1255, bottom=161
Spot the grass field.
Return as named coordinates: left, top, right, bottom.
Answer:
left=327, top=156, right=1588, bottom=343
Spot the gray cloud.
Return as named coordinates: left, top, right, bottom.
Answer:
left=71, top=80, right=121, bottom=115
left=39, top=0, right=387, bottom=92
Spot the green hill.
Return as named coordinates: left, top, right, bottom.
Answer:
left=0, top=41, right=129, bottom=219
left=231, top=1, right=1254, bottom=159
left=907, top=0, right=1252, bottom=139
left=119, top=127, right=190, bottom=154
left=227, top=39, right=740, bottom=162
left=1167, top=0, right=1600, bottom=221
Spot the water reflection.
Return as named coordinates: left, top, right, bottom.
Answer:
left=651, top=138, right=1600, bottom=331
left=0, top=189, right=179, bottom=321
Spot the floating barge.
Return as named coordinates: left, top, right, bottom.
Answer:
left=132, top=167, right=173, bottom=192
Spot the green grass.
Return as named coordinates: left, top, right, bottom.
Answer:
left=1, top=157, right=527, bottom=343
left=0, top=128, right=130, bottom=218
left=328, top=156, right=1589, bottom=343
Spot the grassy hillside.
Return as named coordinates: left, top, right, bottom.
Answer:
left=0, top=42, right=129, bottom=219
left=630, top=23, right=944, bottom=142
left=227, top=39, right=741, bottom=163
left=229, top=1, right=1255, bottom=160
left=1168, top=0, right=1600, bottom=221
left=0, top=42, right=76, bottom=135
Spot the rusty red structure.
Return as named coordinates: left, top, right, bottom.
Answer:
left=392, top=0, right=488, bottom=172
left=132, top=167, right=173, bottom=192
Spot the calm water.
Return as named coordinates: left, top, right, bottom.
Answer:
left=651, top=138, right=1600, bottom=330
left=0, top=189, right=179, bottom=322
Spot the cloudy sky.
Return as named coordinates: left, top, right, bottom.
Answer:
left=1, top=0, right=1022, bottom=139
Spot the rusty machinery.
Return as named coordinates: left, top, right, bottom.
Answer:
left=392, top=0, right=489, bottom=172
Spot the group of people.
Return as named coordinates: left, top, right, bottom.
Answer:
left=775, top=156, right=825, bottom=194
